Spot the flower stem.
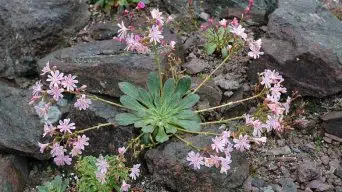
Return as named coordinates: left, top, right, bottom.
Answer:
left=153, top=45, right=163, bottom=95
left=74, top=123, right=114, bottom=135
left=89, top=95, right=126, bottom=109
left=176, top=127, right=218, bottom=136
left=195, top=91, right=264, bottom=113
left=174, top=134, right=204, bottom=151
left=200, top=116, right=244, bottom=125
left=192, top=55, right=231, bottom=93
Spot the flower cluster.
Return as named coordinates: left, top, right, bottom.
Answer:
left=115, top=8, right=175, bottom=54
left=95, top=155, right=109, bottom=184
left=187, top=69, right=291, bottom=173
left=187, top=131, right=233, bottom=174
left=31, top=62, right=92, bottom=121
left=33, top=62, right=94, bottom=166
left=202, top=17, right=263, bottom=59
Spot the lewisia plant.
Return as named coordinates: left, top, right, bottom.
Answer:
left=30, top=3, right=292, bottom=191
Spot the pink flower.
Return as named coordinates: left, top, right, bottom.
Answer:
left=121, top=181, right=131, bottom=192
left=204, top=155, right=221, bottom=168
left=57, top=119, right=76, bottom=134
left=282, top=97, right=291, bottom=115
left=54, top=154, right=72, bottom=166
left=29, top=95, right=42, bottom=105
left=43, top=123, right=56, bottom=137
left=38, top=142, right=49, bottom=153
left=129, top=164, right=141, bottom=180
left=149, top=25, right=164, bottom=44
left=117, top=21, right=129, bottom=38
left=211, top=136, right=225, bottom=153
left=96, top=171, right=106, bottom=184
left=170, top=41, right=176, bottom=49
left=252, top=119, right=263, bottom=137
left=51, top=143, right=66, bottom=157
left=118, top=147, right=127, bottom=155
left=248, top=39, right=264, bottom=59
left=71, top=135, right=89, bottom=156
left=230, top=25, right=247, bottom=40
left=267, top=102, right=285, bottom=116
left=47, top=85, right=64, bottom=101
left=230, top=17, right=239, bottom=27
left=96, top=155, right=109, bottom=174
left=32, top=81, right=43, bottom=96
left=34, top=103, right=50, bottom=118
left=136, top=1, right=145, bottom=9
left=220, top=131, right=231, bottom=144
left=41, top=62, right=52, bottom=75
left=151, top=8, right=164, bottom=25
left=47, top=70, right=64, bottom=87
left=244, top=114, right=254, bottom=125
left=125, top=34, right=150, bottom=54
left=265, top=115, right=282, bottom=132
left=223, top=142, right=234, bottom=157
left=61, top=74, right=78, bottom=91
left=220, top=157, right=232, bottom=174
left=186, top=151, right=204, bottom=170
left=233, top=135, right=250, bottom=152
left=74, top=94, right=92, bottom=110
left=166, top=15, right=174, bottom=23
left=260, top=70, right=284, bottom=88
left=219, top=19, right=227, bottom=27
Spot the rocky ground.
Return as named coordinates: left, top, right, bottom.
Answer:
left=0, top=0, right=341, bottom=191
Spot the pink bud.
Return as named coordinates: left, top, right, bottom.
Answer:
left=230, top=17, right=239, bottom=27
left=136, top=1, right=145, bottom=9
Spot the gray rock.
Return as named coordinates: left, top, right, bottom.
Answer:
left=269, top=146, right=292, bottom=156
left=86, top=22, right=120, bottom=41
left=321, top=155, right=330, bottom=165
left=321, top=111, right=342, bottom=138
left=0, top=154, right=28, bottom=192
left=297, top=160, right=320, bottom=182
left=307, top=180, right=333, bottom=191
left=183, top=58, right=209, bottom=74
left=192, top=77, right=222, bottom=106
left=251, top=177, right=267, bottom=188
left=0, top=0, right=89, bottom=79
left=214, top=75, right=241, bottom=91
left=0, top=82, right=45, bottom=159
left=280, top=178, right=297, bottom=192
left=249, top=0, right=342, bottom=98
left=145, top=132, right=249, bottom=192
left=162, top=0, right=277, bottom=25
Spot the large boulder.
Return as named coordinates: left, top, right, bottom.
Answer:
left=249, top=0, right=342, bottom=98
left=38, top=40, right=157, bottom=97
left=0, top=82, right=44, bottom=159
left=161, top=0, right=277, bottom=25
left=145, top=133, right=249, bottom=192
left=0, top=0, right=89, bottom=79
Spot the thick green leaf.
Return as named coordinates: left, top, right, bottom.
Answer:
left=120, top=95, right=146, bottom=112
left=176, top=94, right=200, bottom=109
left=218, top=27, right=225, bottom=40
left=175, top=76, right=191, bottom=96
left=163, top=78, right=175, bottom=97
left=142, top=126, right=154, bottom=133
left=138, top=88, right=153, bottom=108
left=155, top=127, right=169, bottom=143
left=118, top=82, right=140, bottom=99
left=147, top=72, right=160, bottom=99
left=221, top=47, right=228, bottom=58
left=205, top=43, right=217, bottom=55
left=175, top=119, right=201, bottom=131
left=175, top=110, right=198, bottom=120
left=115, top=113, right=139, bottom=126
left=165, top=124, right=177, bottom=134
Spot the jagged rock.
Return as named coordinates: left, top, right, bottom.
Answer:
left=307, top=180, right=333, bottom=191
left=297, top=159, right=320, bottom=183
left=161, top=0, right=277, bottom=25
left=0, top=82, right=45, bottom=159
left=145, top=130, right=249, bottom=192
left=0, top=0, right=89, bottom=79
left=191, top=77, right=222, bottom=106
left=183, top=58, right=209, bottom=74
left=321, top=111, right=342, bottom=138
left=0, top=154, right=28, bottom=192
left=249, top=0, right=342, bottom=98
